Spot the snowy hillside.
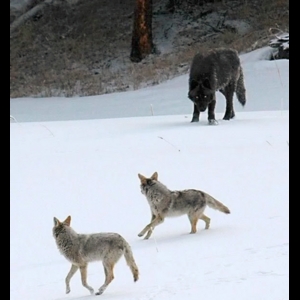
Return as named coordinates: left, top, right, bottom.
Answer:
left=10, top=47, right=289, bottom=300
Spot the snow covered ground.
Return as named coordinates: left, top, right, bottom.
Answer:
left=10, top=47, right=289, bottom=299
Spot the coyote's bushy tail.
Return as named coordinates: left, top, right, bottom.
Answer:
left=236, top=67, right=246, bottom=106
left=205, top=194, right=230, bottom=214
left=124, top=241, right=139, bottom=282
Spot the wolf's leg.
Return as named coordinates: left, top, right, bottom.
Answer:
left=96, top=262, right=115, bottom=295
left=222, top=84, right=235, bottom=120
left=79, top=265, right=94, bottom=295
left=200, top=214, right=211, bottom=229
left=230, top=109, right=235, bottom=119
left=191, top=104, right=200, bottom=122
left=65, top=264, right=79, bottom=294
left=208, top=95, right=218, bottom=125
left=220, top=88, right=235, bottom=119
left=138, top=215, right=164, bottom=239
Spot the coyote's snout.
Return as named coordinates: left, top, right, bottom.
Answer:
left=138, top=172, right=230, bottom=239
left=53, top=216, right=139, bottom=296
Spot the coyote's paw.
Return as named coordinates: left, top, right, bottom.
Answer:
left=144, top=230, right=153, bottom=239
left=205, top=222, right=210, bottom=230
left=66, top=288, right=70, bottom=294
left=138, top=231, right=145, bottom=237
left=139, top=228, right=153, bottom=239
left=96, top=288, right=105, bottom=295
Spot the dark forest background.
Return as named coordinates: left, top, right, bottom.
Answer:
left=10, top=0, right=289, bottom=98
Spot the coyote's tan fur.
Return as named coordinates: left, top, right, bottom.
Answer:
left=138, top=172, right=230, bottom=239
left=53, top=216, right=139, bottom=296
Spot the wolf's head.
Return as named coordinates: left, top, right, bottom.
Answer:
left=53, top=216, right=71, bottom=238
left=188, top=78, right=215, bottom=112
left=138, top=172, right=158, bottom=195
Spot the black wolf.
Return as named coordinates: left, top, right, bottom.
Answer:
left=188, top=48, right=246, bottom=124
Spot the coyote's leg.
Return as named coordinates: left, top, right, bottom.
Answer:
left=96, top=262, right=115, bottom=295
left=65, top=264, right=79, bottom=294
left=144, top=214, right=156, bottom=240
left=188, top=214, right=199, bottom=234
left=144, top=229, right=153, bottom=240
left=79, top=265, right=94, bottom=295
left=200, top=214, right=211, bottom=229
left=138, top=215, right=164, bottom=239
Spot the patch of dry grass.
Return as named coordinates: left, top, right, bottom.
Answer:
left=10, top=0, right=289, bottom=98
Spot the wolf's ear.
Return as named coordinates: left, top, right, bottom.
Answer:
left=63, top=216, right=71, bottom=226
left=190, top=79, right=199, bottom=90
left=151, top=172, right=158, bottom=181
left=53, top=217, right=60, bottom=226
left=138, top=173, right=147, bottom=184
left=203, top=78, right=212, bottom=90
left=188, top=87, right=198, bottom=99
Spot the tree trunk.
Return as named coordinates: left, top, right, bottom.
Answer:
left=130, top=0, right=154, bottom=63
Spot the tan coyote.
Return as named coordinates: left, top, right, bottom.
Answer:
left=138, top=172, right=230, bottom=239
left=53, top=216, right=139, bottom=295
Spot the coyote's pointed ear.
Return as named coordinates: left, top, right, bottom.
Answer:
left=63, top=216, right=71, bottom=226
left=138, top=173, right=147, bottom=185
left=53, top=217, right=60, bottom=227
left=151, top=172, right=158, bottom=181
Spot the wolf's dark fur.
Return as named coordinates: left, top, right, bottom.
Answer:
left=188, top=48, right=246, bottom=124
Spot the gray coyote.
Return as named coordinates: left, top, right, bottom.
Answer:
left=138, top=172, right=230, bottom=239
left=53, top=216, right=139, bottom=295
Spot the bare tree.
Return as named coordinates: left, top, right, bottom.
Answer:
left=130, top=0, right=154, bottom=63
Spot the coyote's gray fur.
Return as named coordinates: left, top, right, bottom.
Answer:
left=53, top=216, right=139, bottom=296
left=188, top=47, right=246, bottom=124
left=138, top=172, right=230, bottom=239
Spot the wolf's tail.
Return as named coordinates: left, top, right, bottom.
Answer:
left=205, top=193, right=230, bottom=214
left=123, top=241, right=139, bottom=282
left=236, top=66, right=246, bottom=106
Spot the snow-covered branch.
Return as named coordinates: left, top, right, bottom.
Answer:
left=269, top=32, right=289, bottom=60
